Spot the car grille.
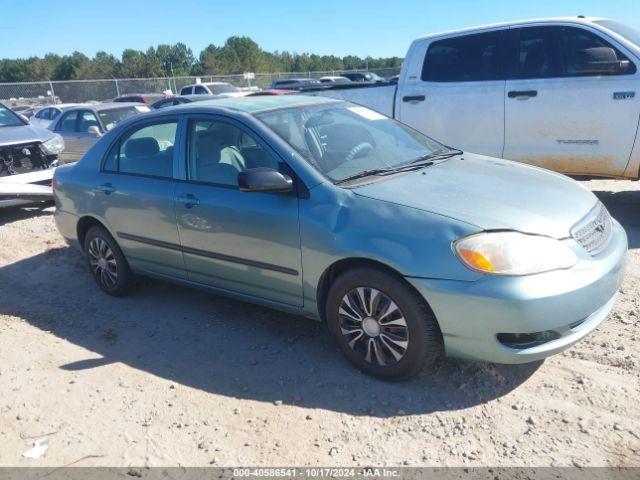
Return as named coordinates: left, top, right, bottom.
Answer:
left=571, top=202, right=613, bottom=256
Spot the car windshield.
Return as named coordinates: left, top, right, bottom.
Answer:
left=207, top=84, right=238, bottom=94
left=256, top=103, right=449, bottom=183
left=0, top=104, right=26, bottom=127
left=98, top=106, right=148, bottom=131
left=595, top=20, right=640, bottom=47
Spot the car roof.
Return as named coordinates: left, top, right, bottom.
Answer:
left=169, top=94, right=340, bottom=114
left=66, top=102, right=146, bottom=112
left=115, top=93, right=163, bottom=97
left=414, top=16, right=609, bottom=40
left=34, top=103, right=80, bottom=111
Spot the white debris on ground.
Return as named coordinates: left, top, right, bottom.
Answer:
left=21, top=438, right=48, bottom=459
left=0, top=178, right=638, bottom=467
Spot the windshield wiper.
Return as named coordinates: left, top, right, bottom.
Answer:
left=409, top=149, right=463, bottom=164
left=334, top=149, right=463, bottom=185
left=334, top=168, right=395, bottom=184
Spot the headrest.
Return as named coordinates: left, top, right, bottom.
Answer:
left=124, top=137, right=160, bottom=159
left=269, top=122, right=291, bottom=142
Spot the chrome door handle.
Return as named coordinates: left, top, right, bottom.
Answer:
left=97, top=182, right=115, bottom=195
left=177, top=194, right=200, bottom=208
left=402, top=95, right=426, bottom=103
left=508, top=90, right=538, bottom=99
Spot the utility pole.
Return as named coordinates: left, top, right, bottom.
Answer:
left=112, top=76, right=120, bottom=97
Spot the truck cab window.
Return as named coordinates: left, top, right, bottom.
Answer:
left=422, top=31, right=502, bottom=82
left=559, top=26, right=636, bottom=76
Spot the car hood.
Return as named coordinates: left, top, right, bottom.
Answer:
left=0, top=124, right=54, bottom=147
left=352, top=154, right=598, bottom=239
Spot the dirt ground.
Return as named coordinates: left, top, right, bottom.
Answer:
left=0, top=178, right=638, bottom=468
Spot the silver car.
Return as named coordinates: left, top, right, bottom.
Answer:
left=48, top=103, right=150, bottom=164
left=30, top=104, right=80, bottom=129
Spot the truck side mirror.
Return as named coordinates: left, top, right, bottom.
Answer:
left=574, top=47, right=629, bottom=74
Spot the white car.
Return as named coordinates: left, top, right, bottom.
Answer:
left=179, top=82, right=249, bottom=98
left=319, top=76, right=352, bottom=84
left=0, top=103, right=65, bottom=207
left=313, top=17, right=640, bottom=179
left=29, top=104, right=80, bottom=128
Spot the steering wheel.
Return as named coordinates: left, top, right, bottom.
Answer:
left=344, top=142, right=374, bottom=163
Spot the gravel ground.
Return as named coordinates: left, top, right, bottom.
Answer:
left=0, top=178, right=638, bottom=467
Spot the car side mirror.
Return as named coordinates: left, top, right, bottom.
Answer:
left=574, top=47, right=630, bottom=74
left=88, top=125, right=102, bottom=137
left=238, top=167, right=293, bottom=193
left=19, top=114, right=30, bottom=123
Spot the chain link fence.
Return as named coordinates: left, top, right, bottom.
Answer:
left=0, top=67, right=401, bottom=109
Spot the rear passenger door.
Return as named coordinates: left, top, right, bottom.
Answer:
left=397, top=29, right=506, bottom=157
left=94, top=118, right=186, bottom=279
left=503, top=25, right=640, bottom=176
left=173, top=116, right=303, bottom=306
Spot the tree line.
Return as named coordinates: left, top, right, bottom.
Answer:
left=0, top=36, right=403, bottom=83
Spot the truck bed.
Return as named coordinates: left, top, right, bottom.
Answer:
left=307, top=83, right=397, bottom=118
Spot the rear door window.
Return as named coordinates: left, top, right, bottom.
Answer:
left=194, top=85, right=208, bottom=94
left=516, top=27, right=561, bottom=78
left=180, top=86, right=193, bottom=95
left=105, top=121, right=178, bottom=178
left=422, top=31, right=502, bottom=82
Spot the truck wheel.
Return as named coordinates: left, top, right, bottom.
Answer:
left=326, top=267, right=442, bottom=381
left=84, top=226, right=134, bottom=297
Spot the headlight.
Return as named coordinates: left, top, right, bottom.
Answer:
left=41, top=134, right=65, bottom=155
left=453, top=231, right=577, bottom=275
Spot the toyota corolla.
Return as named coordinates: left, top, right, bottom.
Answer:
left=53, top=96, right=627, bottom=380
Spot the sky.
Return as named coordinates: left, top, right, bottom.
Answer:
left=3, top=0, right=640, bottom=59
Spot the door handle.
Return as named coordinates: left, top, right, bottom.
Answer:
left=177, top=194, right=200, bottom=209
left=508, top=90, right=538, bottom=99
left=97, top=182, right=115, bottom=195
left=402, top=95, right=426, bottom=103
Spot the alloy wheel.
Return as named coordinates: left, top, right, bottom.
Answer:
left=338, top=287, right=409, bottom=366
left=88, top=237, right=118, bottom=289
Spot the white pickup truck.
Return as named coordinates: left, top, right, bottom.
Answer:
left=314, top=17, right=640, bottom=179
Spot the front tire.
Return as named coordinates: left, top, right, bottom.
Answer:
left=84, top=225, right=134, bottom=297
left=326, top=267, right=442, bottom=381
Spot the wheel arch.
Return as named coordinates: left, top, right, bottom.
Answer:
left=315, top=257, right=435, bottom=323
left=76, top=215, right=112, bottom=248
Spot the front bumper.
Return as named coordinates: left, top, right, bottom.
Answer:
left=407, top=219, right=627, bottom=364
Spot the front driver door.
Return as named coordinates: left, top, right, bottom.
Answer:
left=503, top=25, right=640, bottom=176
left=174, top=116, right=303, bottom=307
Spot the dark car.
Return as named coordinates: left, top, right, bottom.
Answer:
left=113, top=94, right=167, bottom=105
left=247, top=89, right=297, bottom=96
left=151, top=95, right=219, bottom=110
left=270, top=78, right=323, bottom=90
left=341, top=72, right=385, bottom=83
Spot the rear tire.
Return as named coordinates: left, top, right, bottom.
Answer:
left=326, top=267, right=442, bottom=381
left=84, top=226, right=134, bottom=297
